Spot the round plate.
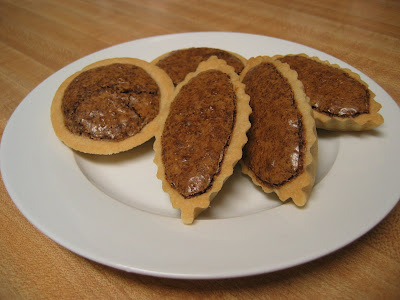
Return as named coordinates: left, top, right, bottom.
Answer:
left=1, top=32, right=400, bottom=279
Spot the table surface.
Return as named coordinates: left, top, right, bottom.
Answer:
left=1, top=0, right=399, bottom=298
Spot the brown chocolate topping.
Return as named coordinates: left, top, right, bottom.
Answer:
left=162, top=70, right=236, bottom=198
left=62, top=63, right=160, bottom=141
left=278, top=55, right=370, bottom=117
left=242, top=62, right=304, bottom=187
left=156, top=47, right=245, bottom=86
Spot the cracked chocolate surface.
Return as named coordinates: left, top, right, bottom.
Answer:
left=161, top=70, right=236, bottom=198
left=62, top=63, right=160, bottom=141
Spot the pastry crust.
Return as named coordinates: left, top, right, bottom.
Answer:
left=151, top=47, right=247, bottom=86
left=274, top=54, right=384, bottom=131
left=51, top=57, right=174, bottom=154
left=240, top=56, right=318, bottom=206
left=153, top=56, right=251, bottom=224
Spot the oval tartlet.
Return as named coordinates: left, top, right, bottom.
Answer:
left=240, top=56, right=318, bottom=206
left=151, top=47, right=247, bottom=86
left=153, top=56, right=251, bottom=224
left=275, top=54, right=384, bottom=131
left=51, top=57, right=174, bottom=154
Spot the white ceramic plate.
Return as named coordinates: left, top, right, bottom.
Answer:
left=1, top=32, right=400, bottom=279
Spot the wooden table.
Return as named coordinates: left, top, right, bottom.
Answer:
left=1, top=0, right=399, bottom=298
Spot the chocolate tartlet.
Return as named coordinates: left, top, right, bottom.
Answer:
left=152, top=47, right=247, bottom=86
left=51, top=58, right=174, bottom=154
left=275, top=54, right=384, bottom=131
left=153, top=57, right=251, bottom=224
left=241, top=56, right=318, bottom=206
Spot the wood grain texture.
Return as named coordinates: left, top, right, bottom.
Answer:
left=0, top=0, right=399, bottom=299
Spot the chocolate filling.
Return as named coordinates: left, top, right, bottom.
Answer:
left=278, top=55, right=370, bottom=118
left=62, top=63, right=160, bottom=141
left=161, top=70, right=236, bottom=198
left=156, top=47, right=245, bottom=86
left=242, top=62, right=305, bottom=187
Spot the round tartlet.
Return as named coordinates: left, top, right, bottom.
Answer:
left=51, top=57, right=174, bottom=154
